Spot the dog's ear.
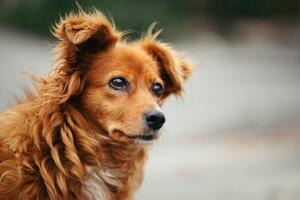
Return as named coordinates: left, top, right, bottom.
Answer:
left=53, top=10, right=120, bottom=66
left=140, top=36, right=192, bottom=97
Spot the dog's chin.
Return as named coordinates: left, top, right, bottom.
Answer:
left=109, top=129, right=158, bottom=145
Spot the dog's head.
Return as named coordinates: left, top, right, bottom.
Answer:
left=51, top=10, right=192, bottom=144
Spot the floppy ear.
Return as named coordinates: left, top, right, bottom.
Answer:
left=140, top=37, right=192, bottom=97
left=45, top=10, right=120, bottom=104
left=53, top=10, right=120, bottom=65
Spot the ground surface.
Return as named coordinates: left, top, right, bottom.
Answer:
left=0, top=27, right=300, bottom=200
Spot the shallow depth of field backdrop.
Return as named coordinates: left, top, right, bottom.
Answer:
left=0, top=1, right=300, bottom=199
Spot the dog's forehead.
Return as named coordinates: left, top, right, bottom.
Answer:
left=93, top=44, right=160, bottom=76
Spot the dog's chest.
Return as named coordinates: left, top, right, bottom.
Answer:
left=82, top=148, right=147, bottom=199
left=83, top=167, right=125, bottom=200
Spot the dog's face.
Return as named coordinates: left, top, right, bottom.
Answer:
left=81, top=45, right=165, bottom=142
left=53, top=11, right=192, bottom=143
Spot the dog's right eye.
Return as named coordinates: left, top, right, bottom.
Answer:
left=109, top=77, right=129, bottom=91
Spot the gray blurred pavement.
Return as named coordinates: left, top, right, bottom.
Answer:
left=1, top=27, right=300, bottom=200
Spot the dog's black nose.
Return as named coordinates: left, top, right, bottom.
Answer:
left=144, top=110, right=166, bottom=130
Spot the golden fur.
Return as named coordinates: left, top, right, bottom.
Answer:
left=0, top=10, right=192, bottom=200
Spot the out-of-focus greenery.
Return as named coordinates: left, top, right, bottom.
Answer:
left=0, top=0, right=299, bottom=38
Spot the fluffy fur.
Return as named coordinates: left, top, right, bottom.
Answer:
left=0, top=9, right=192, bottom=200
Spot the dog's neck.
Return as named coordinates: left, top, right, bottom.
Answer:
left=85, top=137, right=148, bottom=200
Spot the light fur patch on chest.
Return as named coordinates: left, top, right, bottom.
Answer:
left=83, top=167, right=123, bottom=200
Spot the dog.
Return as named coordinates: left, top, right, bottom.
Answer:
left=0, top=9, right=192, bottom=200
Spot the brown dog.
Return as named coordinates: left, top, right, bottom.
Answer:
left=0, top=10, right=192, bottom=200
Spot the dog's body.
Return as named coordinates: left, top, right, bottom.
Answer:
left=0, top=10, right=191, bottom=200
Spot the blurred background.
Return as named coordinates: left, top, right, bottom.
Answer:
left=0, top=0, right=300, bottom=199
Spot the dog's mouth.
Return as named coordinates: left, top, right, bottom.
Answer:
left=127, top=134, right=156, bottom=141
left=110, top=129, right=157, bottom=142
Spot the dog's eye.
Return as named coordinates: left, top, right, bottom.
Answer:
left=152, top=83, right=163, bottom=96
left=109, top=77, right=128, bottom=90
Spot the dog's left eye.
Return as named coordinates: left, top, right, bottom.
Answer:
left=109, top=77, right=128, bottom=90
left=152, top=83, right=163, bottom=96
